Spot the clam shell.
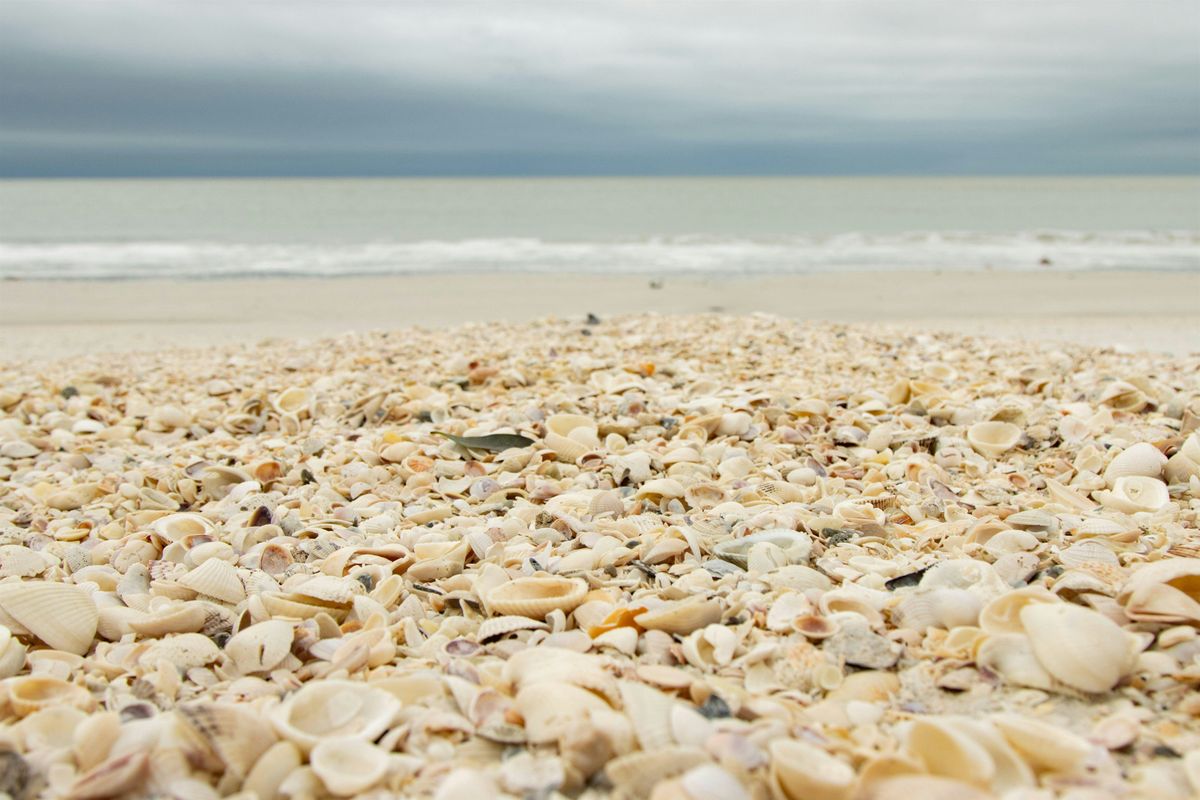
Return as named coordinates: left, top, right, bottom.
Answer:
left=1118, top=557, right=1200, bottom=624
left=903, top=717, right=995, bottom=788
left=1103, top=442, right=1167, bottom=484
left=175, top=701, right=276, bottom=778
left=270, top=679, right=401, bottom=754
left=635, top=596, right=722, bottom=636
left=485, top=576, right=587, bottom=619
left=606, top=746, right=709, bottom=799
left=768, top=739, right=855, bottom=800
left=713, top=529, right=812, bottom=568
left=617, top=679, right=677, bottom=750
left=243, top=741, right=302, bottom=800
left=1019, top=602, right=1136, bottom=693
left=1093, top=476, right=1169, bottom=514
left=177, top=558, right=245, bottom=604
left=516, top=680, right=610, bottom=744
left=225, top=619, right=294, bottom=674
left=966, top=421, right=1022, bottom=458
left=990, top=713, right=1093, bottom=774
left=979, top=587, right=1058, bottom=635
left=6, top=675, right=93, bottom=717
left=149, top=512, right=216, bottom=543
left=545, top=414, right=599, bottom=462
left=310, top=738, right=388, bottom=796
left=0, top=581, right=98, bottom=655
left=976, top=632, right=1056, bottom=691
left=272, top=386, right=314, bottom=416
left=894, top=589, right=981, bottom=632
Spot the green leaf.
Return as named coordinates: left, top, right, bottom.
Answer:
left=432, top=430, right=535, bottom=452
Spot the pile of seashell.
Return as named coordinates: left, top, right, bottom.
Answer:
left=0, top=313, right=1197, bottom=799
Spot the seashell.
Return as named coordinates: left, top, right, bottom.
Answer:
left=681, top=624, right=738, bottom=670
left=270, top=680, right=401, bottom=754
left=1002, top=509, right=1059, bottom=538
left=979, top=587, right=1058, bottom=635
left=175, top=702, right=277, bottom=779
left=272, top=386, right=314, bottom=417
left=894, top=588, right=981, bottom=632
left=73, top=711, right=119, bottom=772
left=589, top=490, right=625, bottom=518
left=606, top=746, right=709, bottom=799
left=225, top=619, right=294, bottom=674
left=856, top=776, right=993, bottom=800
left=477, top=615, right=548, bottom=641
left=636, top=478, right=686, bottom=501
left=1093, top=476, right=1169, bottom=514
left=713, top=529, right=811, bottom=569
left=1103, top=442, right=1167, bottom=484
left=6, top=675, right=93, bottom=717
left=966, top=421, right=1022, bottom=458
left=485, top=576, right=587, bottom=619
left=0, top=626, right=27, bottom=679
left=1118, top=558, right=1200, bottom=624
left=990, top=713, right=1093, bottom=774
left=310, top=738, right=389, bottom=796
left=903, top=717, right=997, bottom=789
left=1057, top=539, right=1118, bottom=569
left=0, top=546, right=52, bottom=578
left=150, top=512, right=216, bottom=543
left=0, top=581, right=98, bottom=655
left=66, top=751, right=149, bottom=800
left=243, top=741, right=302, bottom=800
left=1097, top=380, right=1147, bottom=412
left=975, top=633, right=1056, bottom=691
left=1019, top=602, right=1137, bottom=693
left=635, top=596, right=722, bottom=636
left=768, top=739, right=855, bottom=800
left=545, top=414, right=599, bottom=462
left=504, top=646, right=620, bottom=705
left=1164, top=432, right=1200, bottom=483
left=679, top=764, right=748, bottom=800
left=177, top=558, right=245, bottom=604
left=618, top=679, right=678, bottom=749
left=516, top=680, right=610, bottom=744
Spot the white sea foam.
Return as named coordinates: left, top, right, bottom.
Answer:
left=1, top=231, right=1197, bottom=280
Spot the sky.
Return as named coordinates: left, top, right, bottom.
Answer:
left=1, top=1, right=1198, bottom=177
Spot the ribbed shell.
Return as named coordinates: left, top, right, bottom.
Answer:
left=0, top=581, right=98, bottom=655
left=634, top=596, right=722, bottom=636
left=484, top=576, right=587, bottom=619
left=1103, top=442, right=1167, bottom=485
left=178, top=558, right=245, bottom=604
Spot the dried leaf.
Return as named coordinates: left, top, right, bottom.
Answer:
left=432, top=431, right=534, bottom=452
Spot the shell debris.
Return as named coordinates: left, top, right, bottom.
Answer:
left=0, top=313, right=1197, bottom=798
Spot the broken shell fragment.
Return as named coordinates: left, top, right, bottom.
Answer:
left=485, top=575, right=587, bottom=619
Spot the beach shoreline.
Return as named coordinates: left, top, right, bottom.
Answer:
left=1, top=270, right=1197, bottom=361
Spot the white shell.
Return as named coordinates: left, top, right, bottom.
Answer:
left=966, top=421, right=1022, bottom=457
left=769, top=738, right=855, bottom=800
left=1103, top=442, right=1167, bottom=485
left=270, top=680, right=401, bottom=754
left=310, top=737, right=389, bottom=796
left=1094, top=476, right=1169, bottom=514
left=0, top=581, right=98, bottom=655
left=1019, top=602, right=1136, bottom=693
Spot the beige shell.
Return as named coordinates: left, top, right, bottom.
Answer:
left=1019, top=602, right=1136, bottom=693
left=0, top=581, right=98, bottom=655
left=1118, top=558, right=1200, bottom=624
left=175, top=702, right=277, bottom=779
left=588, top=490, right=625, bottom=518
left=975, top=633, right=1055, bottom=691
left=769, top=739, right=855, bottom=800
left=903, top=717, right=995, bottom=788
left=713, top=529, right=811, bottom=568
left=0, top=625, right=27, bottom=678
left=270, top=680, right=401, bottom=754
left=1165, top=432, right=1200, bottom=483
left=485, top=576, right=587, bottom=619
left=635, top=596, right=723, bottom=636
left=1093, top=476, right=1169, bottom=514
left=617, top=679, right=678, bottom=750
left=516, top=680, right=610, bottom=744
left=606, top=746, right=709, bottom=800
left=178, top=558, right=245, bottom=604
left=225, top=619, right=294, bottom=674
left=894, top=589, right=982, bottom=632
left=503, top=646, right=620, bottom=705
left=1103, top=442, right=1167, bottom=484
left=6, top=675, right=93, bottom=717
left=978, top=587, right=1058, bottom=635
left=990, top=713, right=1094, bottom=774
left=477, top=615, right=548, bottom=641
left=966, top=421, right=1022, bottom=457
left=243, top=741, right=302, bottom=800
left=545, top=414, right=599, bottom=462
left=149, top=512, right=216, bottom=543
left=310, top=737, right=389, bottom=796
left=272, top=386, right=314, bottom=416
left=856, top=776, right=993, bottom=800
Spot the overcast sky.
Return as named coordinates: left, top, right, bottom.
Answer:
left=1, top=1, right=1197, bottom=177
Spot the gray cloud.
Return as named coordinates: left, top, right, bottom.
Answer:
left=1, top=1, right=1197, bottom=176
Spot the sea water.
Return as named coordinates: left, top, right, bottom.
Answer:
left=0, top=176, right=1196, bottom=279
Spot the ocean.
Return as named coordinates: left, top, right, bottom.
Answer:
left=0, top=177, right=1196, bottom=280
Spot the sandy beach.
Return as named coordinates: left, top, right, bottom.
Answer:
left=1, top=270, right=1198, bottom=362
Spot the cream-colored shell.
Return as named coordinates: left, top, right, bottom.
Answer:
left=769, top=738, right=855, bottom=800
left=225, top=619, right=294, bottom=674
left=0, top=581, right=98, bottom=655
left=310, top=738, right=389, bottom=796
left=1093, top=476, right=1169, bottom=514
left=966, top=421, right=1022, bottom=457
left=1103, top=442, right=1167, bottom=484
left=270, top=680, right=401, bottom=754
left=1118, top=558, right=1200, bottom=624
left=544, top=414, right=599, bottom=462
left=178, top=558, right=245, bottom=604
left=1019, top=602, right=1136, bottom=693
left=634, top=596, right=723, bottom=636
left=485, top=576, right=587, bottom=619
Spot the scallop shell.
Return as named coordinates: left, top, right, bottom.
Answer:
left=966, top=421, right=1022, bottom=458
left=175, top=701, right=276, bottom=778
left=178, top=558, right=245, bottom=604
left=1094, top=475, right=1169, bottom=514
left=225, top=619, right=294, bottom=674
left=588, top=490, right=625, bottom=518
left=1103, top=442, right=1167, bottom=484
left=606, top=746, right=709, bottom=800
left=713, top=529, right=812, bottom=568
left=485, top=576, right=587, bottom=619
left=634, top=596, right=722, bottom=636
left=769, top=739, right=855, bottom=800
left=0, top=581, right=98, bottom=655
left=1019, top=602, right=1136, bottom=693
left=270, top=680, right=401, bottom=754
left=544, top=414, right=599, bottom=462
left=477, top=615, right=548, bottom=641
left=310, top=738, right=389, bottom=796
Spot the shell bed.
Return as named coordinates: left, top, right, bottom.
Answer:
left=0, top=313, right=1198, bottom=800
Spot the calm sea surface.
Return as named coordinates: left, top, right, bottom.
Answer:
left=0, top=177, right=1196, bottom=279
